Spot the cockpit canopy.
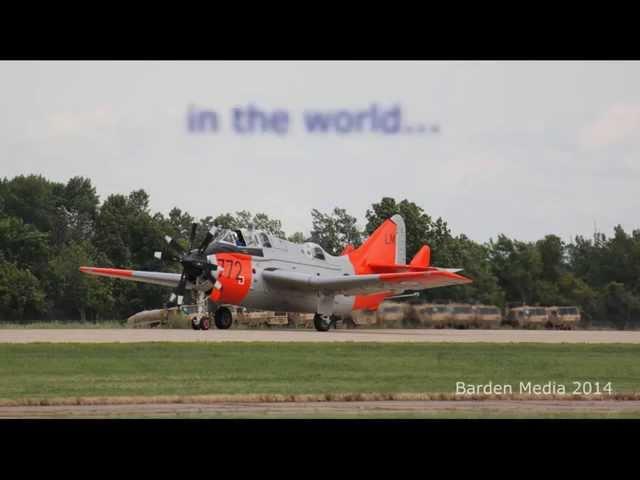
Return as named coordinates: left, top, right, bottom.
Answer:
left=206, top=227, right=273, bottom=249
left=203, top=227, right=329, bottom=260
left=302, top=242, right=327, bottom=260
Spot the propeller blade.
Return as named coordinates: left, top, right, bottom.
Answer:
left=198, top=226, right=218, bottom=253
left=176, top=271, right=187, bottom=295
left=189, top=223, right=198, bottom=250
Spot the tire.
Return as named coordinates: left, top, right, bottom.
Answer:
left=200, top=316, right=210, bottom=331
left=314, top=314, right=331, bottom=332
left=214, top=307, right=233, bottom=330
left=191, top=318, right=200, bottom=330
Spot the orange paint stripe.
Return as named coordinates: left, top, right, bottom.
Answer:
left=79, top=267, right=134, bottom=277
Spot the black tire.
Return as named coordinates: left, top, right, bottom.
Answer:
left=314, top=314, right=331, bottom=332
left=191, top=318, right=200, bottom=330
left=214, top=307, right=233, bottom=330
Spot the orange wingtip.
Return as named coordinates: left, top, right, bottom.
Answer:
left=79, top=267, right=134, bottom=277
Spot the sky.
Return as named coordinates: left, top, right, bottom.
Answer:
left=2, top=60, right=639, bottom=243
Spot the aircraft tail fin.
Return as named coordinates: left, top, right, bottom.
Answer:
left=340, top=244, right=355, bottom=256
left=347, top=214, right=406, bottom=271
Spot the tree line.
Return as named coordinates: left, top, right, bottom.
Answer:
left=1, top=174, right=639, bottom=328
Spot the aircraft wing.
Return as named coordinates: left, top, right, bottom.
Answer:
left=261, top=269, right=472, bottom=297
left=79, top=267, right=183, bottom=288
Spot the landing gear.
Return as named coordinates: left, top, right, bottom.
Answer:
left=214, top=307, right=233, bottom=330
left=191, top=315, right=210, bottom=330
left=200, top=316, right=210, bottom=330
left=314, top=313, right=332, bottom=332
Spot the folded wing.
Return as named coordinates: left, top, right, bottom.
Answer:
left=261, top=269, right=472, bottom=297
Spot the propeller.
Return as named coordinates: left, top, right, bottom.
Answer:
left=155, top=222, right=222, bottom=307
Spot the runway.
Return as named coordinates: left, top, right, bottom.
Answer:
left=1, top=328, right=639, bottom=343
left=1, top=399, right=639, bottom=418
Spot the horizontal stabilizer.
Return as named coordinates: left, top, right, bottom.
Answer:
left=367, top=262, right=430, bottom=273
left=438, top=268, right=463, bottom=273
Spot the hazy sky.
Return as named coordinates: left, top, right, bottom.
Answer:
left=2, top=61, right=639, bottom=243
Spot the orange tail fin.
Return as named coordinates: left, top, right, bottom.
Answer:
left=340, top=244, right=355, bottom=255
left=347, top=215, right=406, bottom=274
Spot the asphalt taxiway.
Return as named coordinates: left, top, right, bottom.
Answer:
left=1, top=399, right=638, bottom=418
left=1, top=328, right=639, bottom=343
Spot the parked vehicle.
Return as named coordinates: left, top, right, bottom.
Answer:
left=287, top=312, right=315, bottom=328
left=473, top=305, right=502, bottom=328
left=450, top=304, right=475, bottom=328
left=349, top=309, right=378, bottom=326
left=547, top=306, right=581, bottom=329
left=411, top=304, right=451, bottom=328
left=235, top=308, right=288, bottom=327
left=377, top=302, right=411, bottom=327
left=505, top=306, right=548, bottom=328
left=127, top=304, right=204, bottom=329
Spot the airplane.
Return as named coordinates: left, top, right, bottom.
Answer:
left=80, top=215, right=472, bottom=332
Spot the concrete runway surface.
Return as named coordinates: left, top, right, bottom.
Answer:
left=1, top=328, right=640, bottom=344
left=1, top=400, right=639, bottom=418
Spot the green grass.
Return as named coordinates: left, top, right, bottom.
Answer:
left=0, top=342, right=639, bottom=400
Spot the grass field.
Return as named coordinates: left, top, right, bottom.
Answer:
left=0, top=342, right=638, bottom=401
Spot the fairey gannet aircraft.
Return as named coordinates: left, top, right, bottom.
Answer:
left=80, top=215, right=471, bottom=331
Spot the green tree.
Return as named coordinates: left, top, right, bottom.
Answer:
left=0, top=261, right=47, bottom=321
left=46, top=241, right=115, bottom=321
left=212, top=211, right=286, bottom=238
left=0, top=215, right=49, bottom=270
left=600, top=282, right=640, bottom=329
left=287, top=232, right=306, bottom=244
left=0, top=175, right=63, bottom=234
left=488, top=234, right=543, bottom=304
left=309, top=207, right=363, bottom=255
left=59, top=176, right=100, bottom=243
left=536, top=234, right=565, bottom=283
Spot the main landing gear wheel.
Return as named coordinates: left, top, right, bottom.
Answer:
left=214, top=307, right=233, bottom=330
left=200, top=316, right=210, bottom=331
left=314, top=314, right=332, bottom=332
left=191, top=318, right=200, bottom=330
